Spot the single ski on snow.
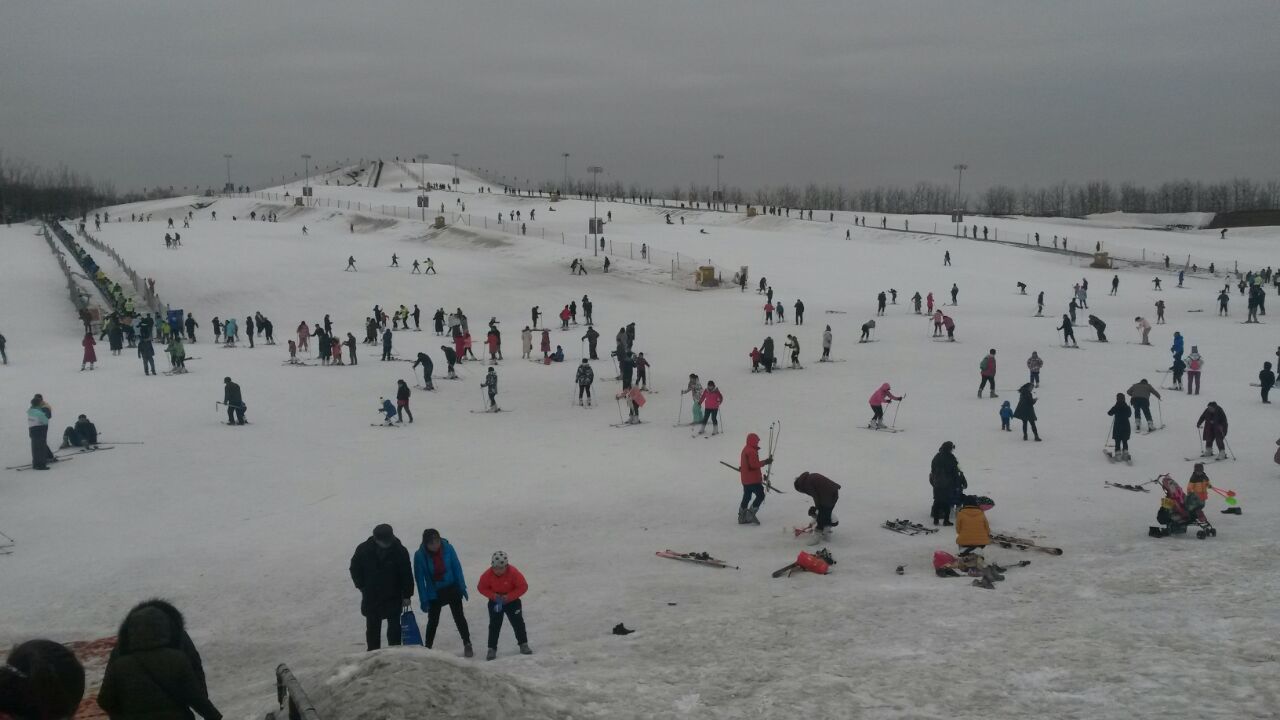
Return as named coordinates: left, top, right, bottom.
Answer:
left=656, top=550, right=737, bottom=569
left=989, top=533, right=1063, bottom=555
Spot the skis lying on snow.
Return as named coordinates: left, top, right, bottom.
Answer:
left=470, top=408, right=508, bottom=414
left=1106, top=480, right=1153, bottom=492
left=1184, top=455, right=1233, bottom=463
left=814, top=358, right=848, bottom=362
left=1103, top=450, right=1133, bottom=465
left=989, top=533, right=1063, bottom=555
left=656, top=550, right=737, bottom=569
left=881, top=519, right=939, bottom=535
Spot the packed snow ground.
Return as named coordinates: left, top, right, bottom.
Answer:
left=2, top=166, right=1279, bottom=719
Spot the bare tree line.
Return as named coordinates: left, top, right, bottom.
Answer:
left=0, top=153, right=178, bottom=222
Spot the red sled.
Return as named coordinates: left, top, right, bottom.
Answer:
left=795, top=551, right=830, bottom=574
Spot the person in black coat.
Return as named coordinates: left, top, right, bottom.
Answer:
left=223, top=377, right=245, bottom=425
left=440, top=345, right=459, bottom=378
left=1087, top=314, right=1107, bottom=342
left=99, top=602, right=221, bottom=719
left=929, top=441, right=966, bottom=525
left=1013, top=383, right=1040, bottom=441
left=1259, top=361, right=1275, bottom=403
left=1107, top=392, right=1132, bottom=460
left=0, top=639, right=85, bottom=720
left=108, top=599, right=208, bottom=694
left=350, top=523, right=414, bottom=651
left=793, top=471, right=840, bottom=541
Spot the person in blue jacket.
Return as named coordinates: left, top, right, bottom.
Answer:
left=1170, top=331, right=1184, bottom=362
left=413, top=528, right=473, bottom=656
left=378, top=398, right=396, bottom=425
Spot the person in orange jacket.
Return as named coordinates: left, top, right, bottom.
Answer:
left=476, top=551, right=531, bottom=660
left=738, top=433, right=773, bottom=524
left=955, top=496, right=991, bottom=555
left=616, top=385, right=645, bottom=424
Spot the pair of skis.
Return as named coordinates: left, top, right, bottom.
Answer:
left=881, top=519, right=939, bottom=535
left=7, top=445, right=115, bottom=472
left=989, top=533, right=1063, bottom=555
left=655, top=550, right=737, bottom=569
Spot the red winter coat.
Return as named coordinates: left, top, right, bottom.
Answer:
left=740, top=433, right=763, bottom=485
left=82, top=334, right=97, bottom=363
left=980, top=354, right=996, bottom=378
left=702, top=387, right=724, bottom=410
left=477, top=565, right=528, bottom=602
left=540, top=331, right=551, bottom=352
left=560, top=307, right=571, bottom=321
left=487, top=332, right=499, bottom=353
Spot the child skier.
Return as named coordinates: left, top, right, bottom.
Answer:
left=635, top=353, right=650, bottom=389
left=476, top=551, right=531, bottom=660
left=1026, top=351, right=1043, bottom=386
left=377, top=397, right=396, bottom=425
left=749, top=347, right=762, bottom=373
left=999, top=401, right=1013, bottom=431
left=737, top=432, right=773, bottom=524
left=616, top=385, right=644, bottom=424
left=699, top=381, right=723, bottom=435
left=481, top=367, right=499, bottom=410
left=1170, top=356, right=1185, bottom=390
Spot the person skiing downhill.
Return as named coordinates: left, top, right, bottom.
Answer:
left=737, top=432, right=773, bottom=524
left=978, top=349, right=998, bottom=398
left=1126, top=378, right=1160, bottom=432
left=793, top=471, right=840, bottom=545
left=1196, top=401, right=1228, bottom=459
left=576, top=359, right=595, bottom=405
left=1107, top=393, right=1133, bottom=461
left=699, top=381, right=723, bottom=435
left=877, top=292, right=887, bottom=316
left=616, top=385, right=644, bottom=423
left=867, top=383, right=903, bottom=429
left=784, top=335, right=801, bottom=368
left=1057, top=314, right=1078, bottom=346
left=860, top=320, right=876, bottom=342
left=942, top=314, right=956, bottom=341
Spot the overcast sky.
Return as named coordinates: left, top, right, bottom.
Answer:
left=3, top=1, right=1277, bottom=195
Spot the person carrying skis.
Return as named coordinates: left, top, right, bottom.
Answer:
left=616, top=385, right=644, bottom=424
left=377, top=397, right=397, bottom=425
left=978, top=349, right=998, bottom=398
left=1126, top=379, right=1161, bottom=432
left=1057, top=314, right=1077, bottom=346
left=682, top=374, right=704, bottom=425
left=821, top=325, right=833, bottom=360
left=349, top=524, right=413, bottom=651
left=1259, top=361, right=1275, bottom=403
left=793, top=471, right=840, bottom=544
left=1107, top=393, right=1133, bottom=461
left=481, top=367, right=498, bottom=410
left=737, top=432, right=773, bottom=524
left=698, top=381, right=723, bottom=435
left=576, top=359, right=595, bottom=405
left=1186, top=345, right=1203, bottom=394
left=413, top=529, right=473, bottom=656
left=784, top=335, right=801, bottom=368
left=1134, top=316, right=1152, bottom=345
left=476, top=551, right=532, bottom=660
left=1196, top=401, right=1228, bottom=459
left=1087, top=315, right=1107, bottom=342
left=867, top=382, right=903, bottom=429
left=223, top=377, right=246, bottom=425
left=440, top=345, right=459, bottom=379
left=395, top=380, right=414, bottom=423
left=1013, top=383, right=1040, bottom=441
left=582, top=326, right=599, bottom=360
left=1026, top=351, right=1043, bottom=387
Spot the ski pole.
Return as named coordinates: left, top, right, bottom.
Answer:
left=890, top=398, right=902, bottom=428
left=615, top=396, right=625, bottom=423
left=1224, top=437, right=1237, bottom=461
left=1104, top=418, right=1114, bottom=451
left=1157, top=397, right=1164, bottom=428
left=676, top=392, right=684, bottom=425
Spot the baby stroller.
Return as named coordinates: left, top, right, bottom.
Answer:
left=1150, top=474, right=1216, bottom=539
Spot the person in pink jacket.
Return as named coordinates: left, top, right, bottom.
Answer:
left=81, top=332, right=97, bottom=371
left=868, top=383, right=904, bottom=429
left=699, top=381, right=724, bottom=435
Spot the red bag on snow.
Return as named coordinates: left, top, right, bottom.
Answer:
left=796, top=551, right=830, bottom=575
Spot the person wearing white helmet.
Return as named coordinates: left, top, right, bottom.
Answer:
left=476, top=551, right=532, bottom=660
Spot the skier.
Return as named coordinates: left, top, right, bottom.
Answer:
left=521, top=326, right=533, bottom=359
left=1169, top=355, right=1186, bottom=391
left=1259, top=362, right=1275, bottom=403
left=166, top=336, right=186, bottom=373
left=764, top=301, right=774, bottom=325
left=1153, top=276, right=1162, bottom=291
left=1178, top=269, right=1185, bottom=287
left=391, top=254, right=399, bottom=268
left=1217, top=289, right=1229, bottom=316
left=911, top=292, right=922, bottom=314
left=576, top=359, right=594, bottom=406
left=978, top=349, right=997, bottom=398
left=440, top=345, right=459, bottom=379
left=223, top=377, right=246, bottom=425
left=296, top=320, right=309, bottom=351
left=412, top=259, right=421, bottom=274
left=1107, top=393, right=1133, bottom=461
left=784, top=335, right=801, bottom=368
left=950, top=283, right=959, bottom=305
left=185, top=314, right=198, bottom=342
left=244, top=316, right=255, bottom=348
left=944, top=251, right=951, bottom=266
left=635, top=352, right=650, bottom=389
left=223, top=317, right=237, bottom=345
left=559, top=305, right=571, bottom=330
left=775, top=301, right=784, bottom=324
left=1170, top=331, right=1184, bottom=362
left=794, top=299, right=805, bottom=325
left=425, top=258, right=436, bottom=274
left=1087, top=315, right=1107, bottom=342
left=1195, top=401, right=1228, bottom=459
left=381, top=328, right=393, bottom=361
left=1135, top=316, right=1152, bottom=345
left=1127, top=378, right=1161, bottom=431
left=760, top=336, right=776, bottom=373
left=569, top=301, right=578, bottom=325
left=1155, top=299, right=1166, bottom=324
left=531, top=306, right=541, bottom=328
left=867, top=383, right=903, bottom=429
left=81, top=332, right=97, bottom=371
left=932, top=310, right=944, bottom=337
left=476, top=551, right=532, bottom=660
left=793, top=471, right=840, bottom=544
left=582, top=326, right=599, bottom=360
left=1013, top=383, right=1040, bottom=441
left=821, top=325, right=833, bottom=360
left=603, top=257, right=610, bottom=273
left=137, top=337, right=156, bottom=376
left=412, top=305, right=421, bottom=331
left=1026, top=351, right=1043, bottom=387
left=737, top=432, right=773, bottom=524
left=942, top=314, right=956, bottom=341
left=395, top=380, right=414, bottom=423
left=412, top=529, right=473, bottom=656
left=682, top=374, right=704, bottom=425
left=348, top=524, right=413, bottom=651
left=1110, top=275, right=1120, bottom=296
left=616, top=385, right=644, bottom=424
left=481, top=367, right=499, bottom=410
left=926, top=292, right=934, bottom=314
left=411, top=352, right=434, bottom=390
left=699, top=381, right=723, bottom=435
left=876, top=292, right=887, bottom=316
left=346, top=256, right=357, bottom=272
left=377, top=397, right=397, bottom=425
left=1186, top=346, right=1203, bottom=395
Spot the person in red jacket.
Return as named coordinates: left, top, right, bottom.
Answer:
left=81, top=332, right=97, bottom=371
left=978, top=348, right=998, bottom=398
left=738, top=433, right=774, bottom=524
left=699, top=381, right=723, bottom=435
left=559, top=305, right=571, bottom=330
left=476, top=551, right=532, bottom=660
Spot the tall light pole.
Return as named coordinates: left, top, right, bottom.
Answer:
left=562, top=152, right=570, bottom=195
left=302, top=154, right=312, bottom=203
left=416, top=153, right=429, bottom=191
left=713, top=153, right=725, bottom=211
left=223, top=154, right=233, bottom=193
left=451, top=153, right=459, bottom=186
left=588, top=165, right=603, bottom=256
left=953, top=163, right=968, bottom=237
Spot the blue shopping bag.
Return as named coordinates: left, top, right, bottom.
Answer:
left=400, top=609, right=423, bottom=646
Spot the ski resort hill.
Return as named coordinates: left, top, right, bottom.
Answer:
left=2, top=163, right=1279, bottom=719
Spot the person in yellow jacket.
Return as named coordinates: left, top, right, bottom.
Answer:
left=955, top=496, right=990, bottom=555
left=1185, top=463, right=1211, bottom=503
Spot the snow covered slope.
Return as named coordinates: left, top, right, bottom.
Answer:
left=2, top=167, right=1278, bottom=719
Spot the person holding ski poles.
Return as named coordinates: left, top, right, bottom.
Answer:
left=682, top=373, right=704, bottom=426
left=481, top=367, right=499, bottom=410
left=867, top=383, right=903, bottom=429
left=737, top=432, right=773, bottom=524
left=699, top=381, right=723, bottom=435
left=575, top=359, right=594, bottom=406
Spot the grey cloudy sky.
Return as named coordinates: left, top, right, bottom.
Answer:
left=3, top=1, right=1277, bottom=194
